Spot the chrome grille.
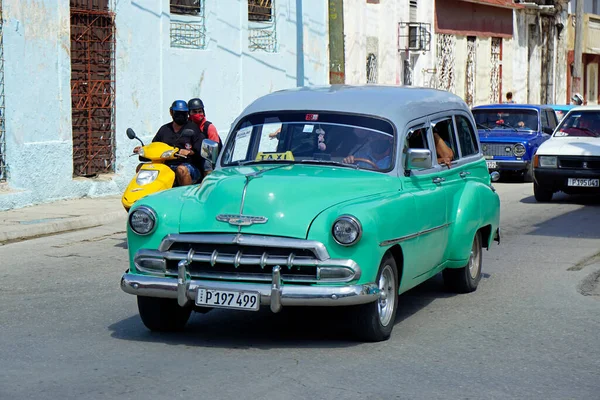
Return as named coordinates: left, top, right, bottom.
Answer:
left=559, top=156, right=600, bottom=170
left=482, top=143, right=514, bottom=157
left=141, top=233, right=360, bottom=284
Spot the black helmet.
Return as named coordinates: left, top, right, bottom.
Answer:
left=188, top=98, right=204, bottom=111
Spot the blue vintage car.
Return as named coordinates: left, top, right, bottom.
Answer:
left=549, top=104, right=576, bottom=122
left=471, top=104, right=557, bottom=181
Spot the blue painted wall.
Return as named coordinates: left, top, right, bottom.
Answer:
left=0, top=0, right=328, bottom=210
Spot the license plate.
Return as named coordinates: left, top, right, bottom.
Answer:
left=567, top=178, right=600, bottom=187
left=196, top=288, right=260, bottom=311
left=486, top=161, right=497, bottom=169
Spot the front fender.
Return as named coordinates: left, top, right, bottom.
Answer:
left=307, top=190, right=417, bottom=285
left=446, top=181, right=500, bottom=264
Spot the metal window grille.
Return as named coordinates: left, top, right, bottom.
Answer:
left=436, top=34, right=456, bottom=93
left=465, top=36, right=477, bottom=107
left=490, top=37, right=502, bottom=104
left=248, top=0, right=277, bottom=52
left=0, top=2, right=5, bottom=181
left=366, top=53, right=378, bottom=83
left=170, top=1, right=205, bottom=49
left=410, top=0, right=417, bottom=22
left=70, top=0, right=116, bottom=177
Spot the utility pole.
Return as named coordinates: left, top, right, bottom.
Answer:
left=328, top=0, right=345, bottom=84
left=572, top=0, right=584, bottom=99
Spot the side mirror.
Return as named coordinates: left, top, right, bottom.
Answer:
left=490, top=171, right=500, bottom=182
left=181, top=128, right=196, bottom=137
left=201, top=139, right=219, bottom=165
left=126, top=128, right=144, bottom=146
left=126, top=128, right=137, bottom=139
left=405, top=148, right=432, bottom=171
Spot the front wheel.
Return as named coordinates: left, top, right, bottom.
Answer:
left=443, top=231, right=482, bottom=293
left=137, top=296, right=192, bottom=332
left=533, top=182, right=553, bottom=202
left=352, top=253, right=399, bottom=342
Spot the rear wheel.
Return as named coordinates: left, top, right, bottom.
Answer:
left=137, top=296, right=192, bottom=332
left=533, top=182, right=553, bottom=202
left=352, top=253, right=398, bottom=342
left=443, top=231, right=482, bottom=293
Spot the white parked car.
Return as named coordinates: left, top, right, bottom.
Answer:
left=533, top=106, right=600, bottom=202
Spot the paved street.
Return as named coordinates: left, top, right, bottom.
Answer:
left=1, top=182, right=599, bottom=400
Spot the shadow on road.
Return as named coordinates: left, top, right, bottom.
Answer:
left=523, top=199, right=600, bottom=239
left=108, top=273, right=458, bottom=348
left=520, top=192, right=600, bottom=206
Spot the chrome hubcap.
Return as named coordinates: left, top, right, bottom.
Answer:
left=468, top=234, right=481, bottom=279
left=378, top=265, right=395, bottom=326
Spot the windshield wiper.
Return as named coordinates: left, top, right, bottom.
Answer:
left=297, top=159, right=360, bottom=169
left=496, top=122, right=518, bottom=131
left=476, top=123, right=491, bottom=131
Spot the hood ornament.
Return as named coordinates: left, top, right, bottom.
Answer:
left=216, top=214, right=268, bottom=226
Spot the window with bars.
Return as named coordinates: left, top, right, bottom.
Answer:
left=171, top=0, right=202, bottom=16
left=170, top=0, right=206, bottom=49
left=248, top=0, right=273, bottom=22
left=248, top=0, right=277, bottom=52
left=410, top=0, right=417, bottom=22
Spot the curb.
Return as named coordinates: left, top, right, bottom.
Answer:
left=0, top=211, right=125, bottom=245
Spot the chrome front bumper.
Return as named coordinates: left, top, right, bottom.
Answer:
left=120, top=265, right=380, bottom=313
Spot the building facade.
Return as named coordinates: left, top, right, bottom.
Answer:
left=0, top=0, right=328, bottom=210
left=566, top=0, right=600, bottom=104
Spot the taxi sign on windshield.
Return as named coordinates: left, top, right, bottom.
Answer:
left=255, top=151, right=295, bottom=161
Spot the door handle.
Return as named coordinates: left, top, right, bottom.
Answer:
left=460, top=171, right=471, bottom=178
left=432, top=177, right=445, bottom=184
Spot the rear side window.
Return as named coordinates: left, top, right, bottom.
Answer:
left=546, top=109, right=558, bottom=129
left=455, top=115, right=479, bottom=157
left=541, top=110, right=549, bottom=129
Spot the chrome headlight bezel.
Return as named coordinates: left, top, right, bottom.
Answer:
left=129, top=206, right=157, bottom=236
left=513, top=143, right=526, bottom=157
left=332, top=215, right=362, bottom=246
left=538, top=155, right=558, bottom=168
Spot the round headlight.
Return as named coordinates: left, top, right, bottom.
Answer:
left=514, top=143, right=526, bottom=157
left=332, top=215, right=362, bottom=246
left=129, top=206, right=157, bottom=235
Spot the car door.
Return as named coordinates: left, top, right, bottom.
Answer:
left=402, top=121, right=450, bottom=280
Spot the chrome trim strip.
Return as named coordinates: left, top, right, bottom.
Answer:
left=158, top=233, right=330, bottom=260
left=379, top=223, right=452, bottom=247
left=121, top=273, right=380, bottom=309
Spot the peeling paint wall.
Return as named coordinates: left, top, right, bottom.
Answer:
left=342, top=0, right=435, bottom=87
left=0, top=0, right=328, bottom=211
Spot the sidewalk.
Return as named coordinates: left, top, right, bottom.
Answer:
left=0, top=195, right=125, bottom=245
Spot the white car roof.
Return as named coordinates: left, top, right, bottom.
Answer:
left=235, top=85, right=471, bottom=130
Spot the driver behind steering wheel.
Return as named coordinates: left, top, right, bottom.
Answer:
left=342, top=128, right=392, bottom=169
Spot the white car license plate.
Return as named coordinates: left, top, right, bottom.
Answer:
left=196, top=288, right=260, bottom=311
left=567, top=178, right=600, bottom=187
left=486, top=161, right=497, bottom=169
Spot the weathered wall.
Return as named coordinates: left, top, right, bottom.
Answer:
left=0, top=0, right=328, bottom=211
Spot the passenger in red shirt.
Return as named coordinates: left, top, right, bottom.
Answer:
left=187, top=98, right=221, bottom=146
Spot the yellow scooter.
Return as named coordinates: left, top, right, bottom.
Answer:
left=121, top=128, right=184, bottom=212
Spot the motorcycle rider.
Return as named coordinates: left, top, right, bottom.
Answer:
left=134, top=100, right=207, bottom=186
left=188, top=97, right=221, bottom=149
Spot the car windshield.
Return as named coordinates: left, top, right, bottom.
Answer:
left=472, top=109, right=539, bottom=131
left=554, top=111, right=600, bottom=138
left=221, top=112, right=395, bottom=171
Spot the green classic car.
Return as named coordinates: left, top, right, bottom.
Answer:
left=121, top=85, right=501, bottom=342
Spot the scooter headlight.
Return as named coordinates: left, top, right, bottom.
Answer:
left=160, top=150, right=176, bottom=158
left=129, top=206, right=157, bottom=235
left=136, top=170, right=159, bottom=185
